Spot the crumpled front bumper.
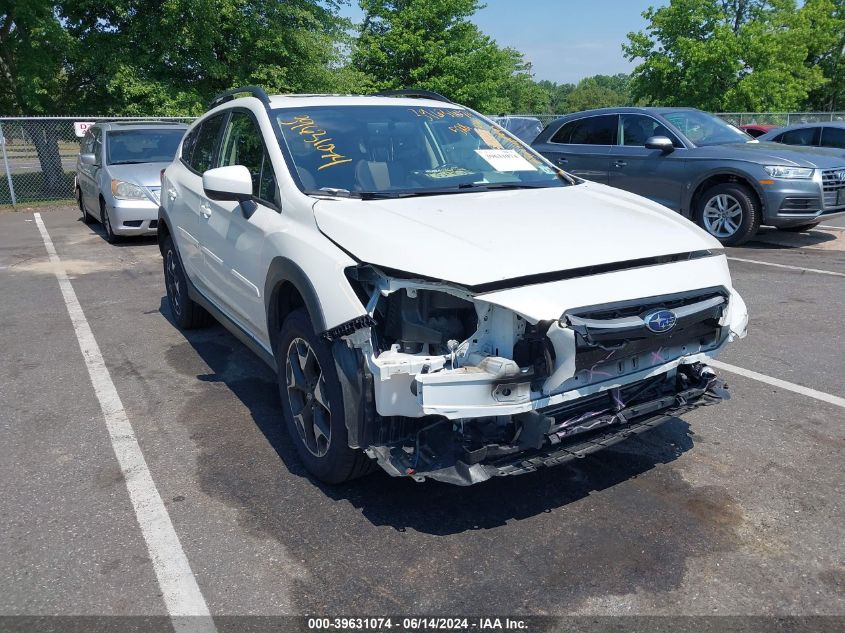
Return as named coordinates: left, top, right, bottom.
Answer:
left=366, top=363, right=728, bottom=485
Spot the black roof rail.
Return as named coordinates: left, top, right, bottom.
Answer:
left=208, top=86, right=272, bottom=109
left=372, top=89, right=453, bottom=104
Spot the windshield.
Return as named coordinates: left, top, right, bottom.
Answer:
left=659, top=110, right=751, bottom=146
left=106, top=129, right=186, bottom=165
left=274, top=105, right=567, bottom=197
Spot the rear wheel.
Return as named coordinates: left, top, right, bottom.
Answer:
left=695, top=183, right=761, bottom=246
left=276, top=308, right=374, bottom=484
left=162, top=234, right=212, bottom=329
left=779, top=222, right=820, bottom=233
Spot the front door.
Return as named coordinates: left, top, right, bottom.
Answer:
left=609, top=114, right=687, bottom=211
left=199, top=110, right=280, bottom=341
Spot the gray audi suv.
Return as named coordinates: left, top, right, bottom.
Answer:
left=532, top=107, right=845, bottom=245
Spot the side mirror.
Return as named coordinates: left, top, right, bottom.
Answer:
left=203, top=165, right=257, bottom=219
left=80, top=153, right=97, bottom=166
left=645, top=136, right=675, bottom=153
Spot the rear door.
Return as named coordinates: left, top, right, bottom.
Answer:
left=533, top=115, right=616, bottom=183
left=166, top=113, right=227, bottom=291
left=199, top=110, right=280, bottom=336
left=609, top=114, right=687, bottom=210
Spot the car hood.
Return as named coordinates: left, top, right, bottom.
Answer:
left=106, top=162, right=171, bottom=188
left=313, top=182, right=721, bottom=288
left=692, top=142, right=845, bottom=167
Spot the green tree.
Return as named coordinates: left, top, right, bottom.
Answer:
left=624, top=0, right=831, bottom=111
left=60, top=0, right=355, bottom=115
left=537, top=80, right=575, bottom=113
left=804, top=0, right=845, bottom=110
left=352, top=0, right=540, bottom=112
left=0, top=2, right=75, bottom=194
left=564, top=74, right=631, bottom=112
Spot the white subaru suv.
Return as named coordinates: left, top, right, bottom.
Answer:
left=159, top=87, right=748, bottom=485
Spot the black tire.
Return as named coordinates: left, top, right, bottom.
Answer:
left=695, top=182, right=761, bottom=246
left=77, top=187, right=92, bottom=224
left=780, top=222, right=820, bottom=233
left=276, top=308, right=374, bottom=484
left=161, top=234, right=212, bottom=329
left=100, top=200, right=120, bottom=244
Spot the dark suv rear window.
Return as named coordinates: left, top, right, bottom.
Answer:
left=551, top=115, right=618, bottom=145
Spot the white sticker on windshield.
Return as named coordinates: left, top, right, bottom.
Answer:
left=474, top=149, right=537, bottom=172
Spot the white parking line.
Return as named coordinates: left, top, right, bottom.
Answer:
left=709, top=359, right=845, bottom=409
left=726, top=256, right=845, bottom=277
left=33, top=213, right=216, bottom=632
left=819, top=225, right=845, bottom=231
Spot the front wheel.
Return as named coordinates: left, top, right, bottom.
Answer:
left=695, top=183, right=761, bottom=246
left=100, top=201, right=120, bottom=244
left=77, top=188, right=92, bottom=224
left=276, top=308, right=373, bottom=484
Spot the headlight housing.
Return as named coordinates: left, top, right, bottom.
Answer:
left=764, top=166, right=815, bottom=179
left=111, top=179, right=147, bottom=200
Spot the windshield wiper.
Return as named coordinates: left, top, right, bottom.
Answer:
left=109, top=160, right=150, bottom=165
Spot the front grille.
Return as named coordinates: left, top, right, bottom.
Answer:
left=779, top=197, right=820, bottom=214
left=821, top=169, right=845, bottom=209
left=563, top=288, right=728, bottom=374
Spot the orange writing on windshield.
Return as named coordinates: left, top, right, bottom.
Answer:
left=278, top=115, right=353, bottom=170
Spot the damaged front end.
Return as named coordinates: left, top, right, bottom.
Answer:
left=329, top=263, right=746, bottom=485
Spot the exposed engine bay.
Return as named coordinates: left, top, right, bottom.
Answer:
left=329, top=262, right=747, bottom=485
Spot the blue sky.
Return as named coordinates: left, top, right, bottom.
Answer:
left=339, top=0, right=667, bottom=84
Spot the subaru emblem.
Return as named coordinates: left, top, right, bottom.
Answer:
left=644, top=309, right=677, bottom=334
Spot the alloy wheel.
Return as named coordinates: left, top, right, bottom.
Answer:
left=702, top=194, right=743, bottom=238
left=285, top=337, right=332, bottom=457
left=165, top=250, right=182, bottom=317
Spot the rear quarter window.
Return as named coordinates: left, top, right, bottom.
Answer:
left=551, top=115, right=617, bottom=145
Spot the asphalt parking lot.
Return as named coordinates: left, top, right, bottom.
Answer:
left=1, top=206, right=844, bottom=624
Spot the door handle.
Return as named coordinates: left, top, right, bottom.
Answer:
left=614, top=160, right=628, bottom=167
left=199, top=202, right=211, bottom=219
left=556, top=156, right=568, bottom=165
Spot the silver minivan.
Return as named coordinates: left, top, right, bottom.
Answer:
left=75, top=121, right=187, bottom=242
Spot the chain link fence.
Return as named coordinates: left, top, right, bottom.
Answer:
left=716, top=112, right=845, bottom=126
left=4, top=111, right=845, bottom=206
left=0, top=116, right=194, bottom=206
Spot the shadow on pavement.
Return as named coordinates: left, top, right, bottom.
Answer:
left=160, top=298, right=697, bottom=535
left=743, top=226, right=839, bottom=250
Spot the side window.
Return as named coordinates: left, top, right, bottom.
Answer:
left=218, top=111, right=277, bottom=205
left=820, top=127, right=845, bottom=149
left=555, top=116, right=618, bottom=145
left=550, top=121, right=576, bottom=144
left=81, top=130, right=94, bottom=155
left=91, top=129, right=103, bottom=165
left=189, top=113, right=226, bottom=173
left=181, top=127, right=199, bottom=166
left=779, top=127, right=819, bottom=146
left=620, top=114, right=682, bottom=147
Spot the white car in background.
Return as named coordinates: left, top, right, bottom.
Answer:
left=158, top=87, right=748, bottom=486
